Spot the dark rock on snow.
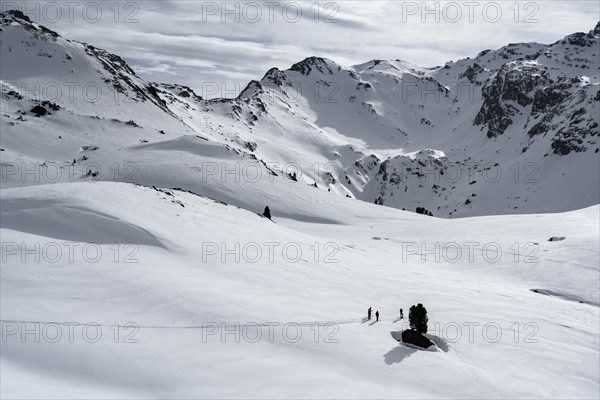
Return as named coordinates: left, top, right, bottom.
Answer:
left=401, top=329, right=434, bottom=349
left=548, top=236, right=566, bottom=242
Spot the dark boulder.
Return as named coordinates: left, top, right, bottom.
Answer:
left=416, top=207, right=433, bottom=216
left=401, top=329, right=434, bottom=349
left=30, top=105, right=47, bottom=116
left=41, top=101, right=60, bottom=111
left=548, top=236, right=565, bottom=242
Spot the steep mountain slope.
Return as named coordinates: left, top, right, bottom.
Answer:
left=197, top=26, right=599, bottom=217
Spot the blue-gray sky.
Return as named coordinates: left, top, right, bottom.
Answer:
left=5, top=1, right=599, bottom=98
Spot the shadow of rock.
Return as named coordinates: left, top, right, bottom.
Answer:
left=425, top=333, right=450, bottom=352
left=383, top=345, right=417, bottom=365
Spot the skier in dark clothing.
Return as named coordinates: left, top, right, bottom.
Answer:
left=375, top=311, right=379, bottom=322
left=368, top=307, right=372, bottom=320
left=400, top=308, right=404, bottom=319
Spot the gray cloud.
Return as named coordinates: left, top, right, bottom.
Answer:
left=6, top=1, right=598, bottom=98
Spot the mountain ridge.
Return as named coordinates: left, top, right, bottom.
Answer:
left=1, top=10, right=598, bottom=218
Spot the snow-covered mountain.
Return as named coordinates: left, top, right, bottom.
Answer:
left=1, top=10, right=599, bottom=399
left=1, top=10, right=598, bottom=217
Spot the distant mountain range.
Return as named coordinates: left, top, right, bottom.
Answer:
left=2, top=9, right=598, bottom=217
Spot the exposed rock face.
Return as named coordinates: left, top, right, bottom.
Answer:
left=401, top=330, right=434, bottom=349
left=475, top=65, right=545, bottom=138
left=30, top=105, right=47, bottom=116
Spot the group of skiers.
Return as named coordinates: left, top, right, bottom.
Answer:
left=367, top=306, right=403, bottom=322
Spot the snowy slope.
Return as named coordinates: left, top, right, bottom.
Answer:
left=1, top=182, right=599, bottom=398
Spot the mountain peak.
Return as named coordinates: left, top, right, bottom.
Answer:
left=4, top=9, right=31, bottom=23
left=1, top=9, right=61, bottom=38
left=289, top=56, right=341, bottom=76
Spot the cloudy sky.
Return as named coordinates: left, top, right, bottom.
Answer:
left=7, top=1, right=599, bottom=98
